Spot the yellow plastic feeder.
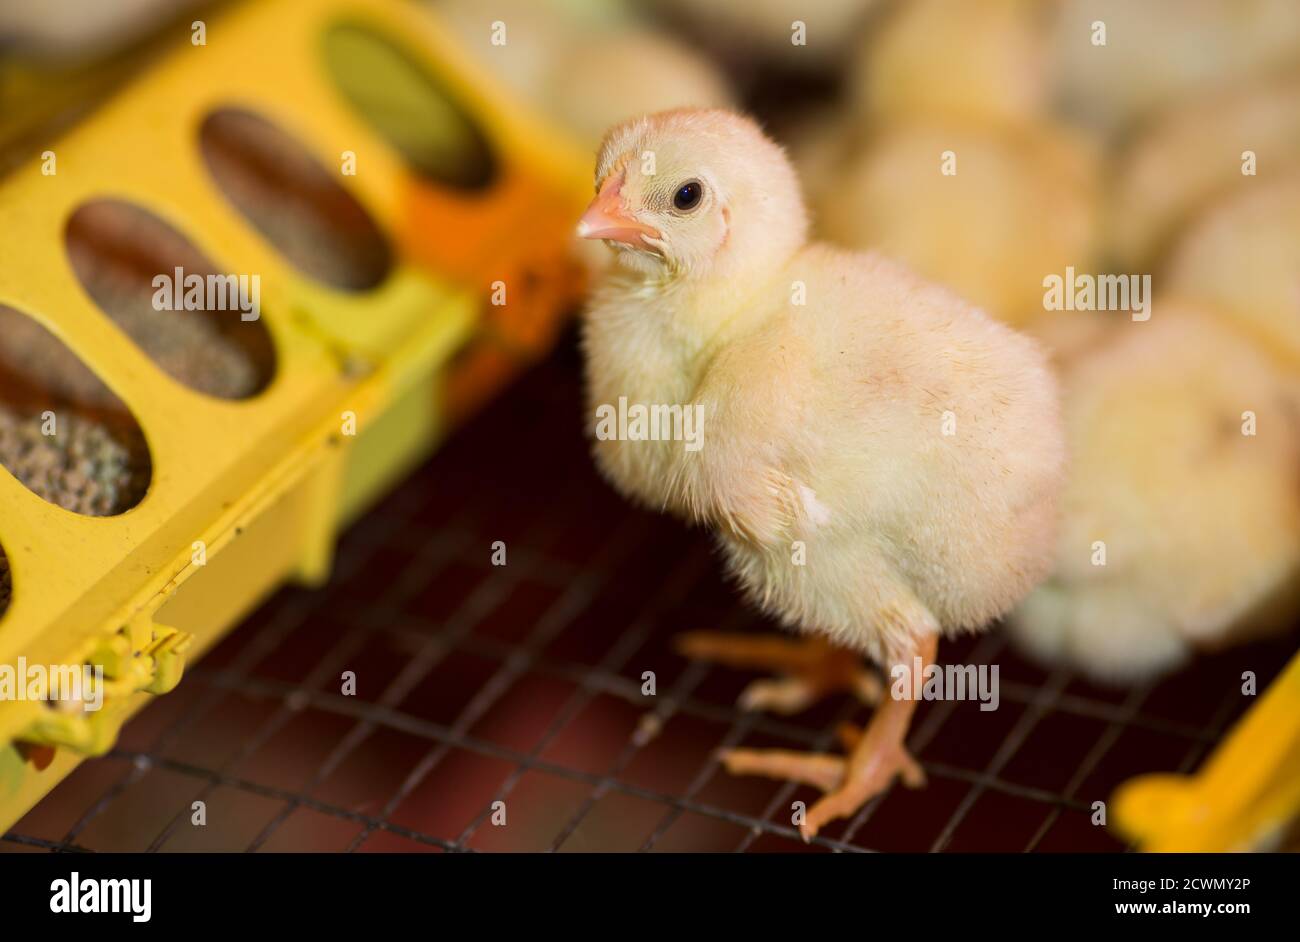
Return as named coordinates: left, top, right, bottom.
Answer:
left=0, top=0, right=590, bottom=832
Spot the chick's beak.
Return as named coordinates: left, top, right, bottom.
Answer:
left=577, top=172, right=660, bottom=246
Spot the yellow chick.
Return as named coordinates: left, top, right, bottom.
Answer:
left=648, top=0, right=881, bottom=75
left=545, top=30, right=735, bottom=156
left=811, top=120, right=1100, bottom=327
left=1110, top=72, right=1300, bottom=268
left=1051, top=0, right=1300, bottom=134
left=431, top=0, right=733, bottom=155
left=1165, top=171, right=1300, bottom=371
left=847, top=0, right=1053, bottom=127
left=578, top=109, right=1065, bottom=838
left=791, top=0, right=1099, bottom=331
left=1008, top=308, right=1300, bottom=682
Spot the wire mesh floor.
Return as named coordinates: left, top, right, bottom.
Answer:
left=3, top=333, right=1296, bottom=853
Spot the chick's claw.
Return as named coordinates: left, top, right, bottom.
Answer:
left=716, top=634, right=933, bottom=841
left=721, top=734, right=925, bottom=842
left=801, top=740, right=926, bottom=842
left=719, top=748, right=845, bottom=792
left=674, top=631, right=882, bottom=714
left=738, top=676, right=824, bottom=714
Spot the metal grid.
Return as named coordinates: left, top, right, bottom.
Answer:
left=3, top=335, right=1295, bottom=853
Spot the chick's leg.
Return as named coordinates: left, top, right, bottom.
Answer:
left=719, top=633, right=938, bottom=842
left=674, top=631, right=882, bottom=714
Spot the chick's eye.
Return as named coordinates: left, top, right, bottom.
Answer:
left=673, top=180, right=703, bottom=211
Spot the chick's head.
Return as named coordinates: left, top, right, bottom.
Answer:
left=578, top=108, right=807, bottom=280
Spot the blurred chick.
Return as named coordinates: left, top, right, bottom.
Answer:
left=579, top=109, right=1065, bottom=838
left=1165, top=171, right=1300, bottom=370
left=546, top=31, right=735, bottom=155
left=432, top=0, right=733, bottom=155
left=1009, top=308, right=1300, bottom=682
left=1111, top=72, right=1300, bottom=268
left=847, top=0, right=1053, bottom=127
left=1051, top=0, right=1300, bottom=134
left=785, top=0, right=1102, bottom=331
left=809, top=120, right=1100, bottom=327
left=649, top=0, right=881, bottom=75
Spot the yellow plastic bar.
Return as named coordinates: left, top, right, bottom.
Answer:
left=1114, top=649, right=1300, bottom=851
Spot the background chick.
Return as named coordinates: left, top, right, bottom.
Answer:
left=1050, top=0, right=1300, bottom=135
left=546, top=30, right=735, bottom=154
left=846, top=0, right=1053, bottom=127
left=790, top=0, right=1101, bottom=329
left=579, top=108, right=1064, bottom=837
left=432, top=0, right=734, bottom=155
left=1008, top=308, right=1300, bottom=683
left=1110, top=71, right=1300, bottom=268
left=647, top=0, right=882, bottom=76
left=1164, top=171, right=1300, bottom=371
left=811, top=120, right=1100, bottom=327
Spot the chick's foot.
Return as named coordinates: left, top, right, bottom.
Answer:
left=720, top=717, right=926, bottom=842
left=674, top=631, right=882, bottom=714
left=714, top=634, right=937, bottom=842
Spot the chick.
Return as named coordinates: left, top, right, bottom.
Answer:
left=1110, top=72, right=1300, bottom=268
left=648, top=0, right=881, bottom=76
left=1008, top=308, right=1300, bottom=682
left=1050, top=0, right=1300, bottom=134
left=545, top=30, right=735, bottom=156
left=1164, top=171, right=1300, bottom=370
left=847, top=0, right=1053, bottom=127
left=431, top=0, right=733, bottom=155
left=579, top=109, right=1065, bottom=838
left=811, top=120, right=1100, bottom=327
left=790, top=0, right=1100, bottom=330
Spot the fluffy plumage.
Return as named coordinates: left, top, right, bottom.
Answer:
left=581, top=109, right=1066, bottom=665
left=1051, top=0, right=1300, bottom=133
left=807, top=120, right=1100, bottom=327
left=433, top=0, right=733, bottom=154
left=848, top=0, right=1051, bottom=126
left=1009, top=308, right=1300, bottom=682
left=1166, top=171, right=1300, bottom=370
left=1110, top=72, right=1300, bottom=268
left=789, top=0, right=1099, bottom=330
left=648, top=0, right=881, bottom=75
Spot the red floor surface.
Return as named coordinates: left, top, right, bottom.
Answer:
left=4, top=333, right=1295, bottom=852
